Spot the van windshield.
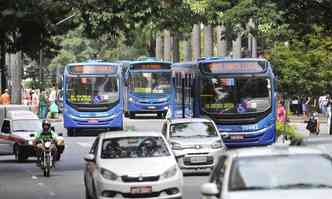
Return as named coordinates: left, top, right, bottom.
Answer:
left=12, top=120, right=42, bottom=132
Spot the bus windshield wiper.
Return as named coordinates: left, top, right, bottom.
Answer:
left=274, top=183, right=332, bottom=189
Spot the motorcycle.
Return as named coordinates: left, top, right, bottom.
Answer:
left=39, top=139, right=57, bottom=177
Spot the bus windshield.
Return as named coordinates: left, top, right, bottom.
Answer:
left=129, top=72, right=171, bottom=95
left=66, top=76, right=119, bottom=105
left=200, top=77, right=271, bottom=114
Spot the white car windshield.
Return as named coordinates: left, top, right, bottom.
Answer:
left=229, top=154, right=332, bottom=191
left=12, top=119, right=42, bottom=132
left=170, top=122, right=218, bottom=138
left=101, top=136, right=171, bottom=159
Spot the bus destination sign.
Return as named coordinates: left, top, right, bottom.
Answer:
left=201, top=61, right=266, bottom=74
left=69, top=65, right=117, bottom=74
left=132, top=63, right=171, bottom=70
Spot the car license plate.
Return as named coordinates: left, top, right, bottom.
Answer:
left=230, top=135, right=244, bottom=140
left=88, top=119, right=98, bottom=123
left=148, top=106, right=156, bottom=109
left=190, top=156, right=207, bottom=163
left=130, top=186, right=152, bottom=194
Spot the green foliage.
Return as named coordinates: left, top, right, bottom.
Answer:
left=276, top=121, right=303, bottom=142
left=270, top=30, right=332, bottom=97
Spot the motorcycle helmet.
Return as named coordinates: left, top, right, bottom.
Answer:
left=42, top=120, right=51, bottom=132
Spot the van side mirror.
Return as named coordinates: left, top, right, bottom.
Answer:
left=84, top=154, right=96, bottom=162
left=200, top=183, right=219, bottom=198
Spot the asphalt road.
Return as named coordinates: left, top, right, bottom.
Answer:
left=0, top=116, right=208, bottom=199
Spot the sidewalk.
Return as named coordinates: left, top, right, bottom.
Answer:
left=288, top=115, right=329, bottom=137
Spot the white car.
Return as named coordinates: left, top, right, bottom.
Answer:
left=201, top=144, right=332, bottom=199
left=84, top=131, right=183, bottom=199
left=162, top=118, right=226, bottom=171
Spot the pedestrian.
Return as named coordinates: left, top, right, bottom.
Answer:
left=31, top=90, right=39, bottom=114
left=38, top=91, right=49, bottom=119
left=277, top=100, right=287, bottom=123
left=303, top=97, right=310, bottom=122
left=0, top=89, right=11, bottom=105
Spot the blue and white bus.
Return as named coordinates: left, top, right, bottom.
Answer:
left=124, top=60, right=172, bottom=118
left=170, top=58, right=277, bottom=147
left=63, top=60, right=124, bottom=136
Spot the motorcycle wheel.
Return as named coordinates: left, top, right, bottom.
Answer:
left=44, top=156, right=51, bottom=177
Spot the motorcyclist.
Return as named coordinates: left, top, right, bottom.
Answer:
left=34, top=120, right=58, bottom=166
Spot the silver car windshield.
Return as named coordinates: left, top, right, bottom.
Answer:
left=170, top=122, right=218, bottom=138
left=12, top=119, right=42, bottom=132
left=101, top=136, right=170, bottom=159
left=229, top=154, right=332, bottom=191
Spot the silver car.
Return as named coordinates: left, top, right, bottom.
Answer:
left=201, top=144, right=332, bottom=199
left=84, top=131, right=183, bottom=199
left=162, top=118, right=226, bottom=171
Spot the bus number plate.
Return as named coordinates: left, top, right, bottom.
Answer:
left=230, top=135, right=244, bottom=140
left=88, top=119, right=98, bottom=124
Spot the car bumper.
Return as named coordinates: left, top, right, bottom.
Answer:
left=175, top=149, right=224, bottom=170
left=95, top=172, right=183, bottom=199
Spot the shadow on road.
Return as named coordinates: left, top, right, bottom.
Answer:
left=0, top=158, right=36, bottom=164
left=183, top=171, right=210, bottom=177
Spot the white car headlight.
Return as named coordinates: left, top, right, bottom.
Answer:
left=171, top=142, right=183, bottom=150
left=162, top=165, right=178, bottom=179
left=28, top=140, right=34, bottom=145
left=129, top=97, right=133, bottom=102
left=211, top=140, right=224, bottom=149
left=100, top=168, right=118, bottom=181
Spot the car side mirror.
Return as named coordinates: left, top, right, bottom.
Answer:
left=200, top=183, right=219, bottom=198
left=58, top=133, right=63, bottom=137
left=51, top=126, right=55, bottom=132
left=30, top=133, right=35, bottom=137
left=84, top=154, right=96, bottom=162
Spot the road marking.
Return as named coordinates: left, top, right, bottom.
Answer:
left=32, top=176, right=38, bottom=180
left=37, top=182, right=45, bottom=187
left=49, top=192, right=56, bottom=196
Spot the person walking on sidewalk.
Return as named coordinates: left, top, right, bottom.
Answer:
left=38, top=91, right=49, bottom=119
left=277, top=100, right=287, bottom=123
left=0, top=89, right=11, bottom=105
left=303, top=97, right=311, bottom=122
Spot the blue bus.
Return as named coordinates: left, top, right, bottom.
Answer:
left=124, top=60, right=172, bottom=118
left=170, top=58, right=277, bottom=147
left=63, top=60, right=124, bottom=136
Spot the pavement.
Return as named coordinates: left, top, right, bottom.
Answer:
left=0, top=115, right=207, bottom=199
left=288, top=115, right=330, bottom=137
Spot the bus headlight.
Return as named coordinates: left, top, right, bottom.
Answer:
left=164, top=106, right=169, bottom=110
left=129, top=97, right=133, bottom=102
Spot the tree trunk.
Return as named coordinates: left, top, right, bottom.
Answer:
left=10, top=51, right=23, bottom=104
left=0, top=42, right=6, bottom=92
left=216, top=25, right=227, bottom=56
left=248, top=18, right=257, bottom=58
left=171, top=33, right=179, bottom=62
left=192, top=24, right=201, bottom=60
left=156, top=33, right=163, bottom=60
left=204, top=25, right=213, bottom=57
left=163, top=30, right=171, bottom=61
left=183, top=39, right=192, bottom=61
left=249, top=18, right=257, bottom=58
left=232, top=33, right=242, bottom=58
